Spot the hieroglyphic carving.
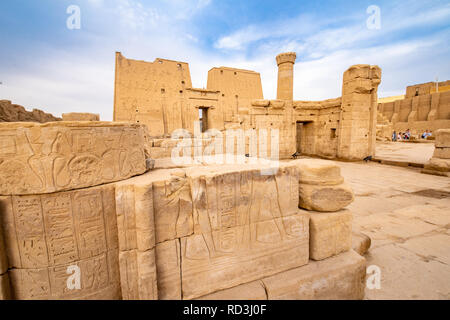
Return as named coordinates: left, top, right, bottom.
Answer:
left=0, top=185, right=121, bottom=299
left=155, top=239, right=181, bottom=300
left=115, top=178, right=158, bottom=300
left=309, top=210, right=353, bottom=261
left=0, top=122, right=147, bottom=195
left=181, top=163, right=309, bottom=299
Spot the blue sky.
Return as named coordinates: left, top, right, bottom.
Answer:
left=0, top=0, right=449, bottom=120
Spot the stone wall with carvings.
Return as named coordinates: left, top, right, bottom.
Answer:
left=0, top=129, right=366, bottom=299
left=114, top=52, right=381, bottom=161
left=378, top=81, right=450, bottom=136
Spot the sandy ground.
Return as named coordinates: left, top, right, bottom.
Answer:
left=375, top=141, right=435, bottom=164
left=338, top=160, right=450, bottom=300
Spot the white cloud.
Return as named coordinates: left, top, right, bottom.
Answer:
left=1, top=0, right=449, bottom=121
left=87, top=0, right=104, bottom=7
left=116, top=0, right=160, bottom=30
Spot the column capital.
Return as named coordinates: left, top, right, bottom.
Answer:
left=276, top=52, right=297, bottom=66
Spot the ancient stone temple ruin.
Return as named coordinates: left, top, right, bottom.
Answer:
left=377, top=80, right=450, bottom=137
left=114, top=52, right=381, bottom=161
left=0, top=121, right=362, bottom=300
left=0, top=52, right=380, bottom=300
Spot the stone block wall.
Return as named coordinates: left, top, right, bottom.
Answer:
left=0, top=121, right=366, bottom=300
left=378, top=86, right=450, bottom=136
left=0, top=121, right=149, bottom=300
left=114, top=52, right=381, bottom=161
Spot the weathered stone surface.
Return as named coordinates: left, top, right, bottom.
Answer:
left=116, top=169, right=194, bottom=245
left=119, top=249, right=157, bottom=300
left=155, top=239, right=182, bottom=300
left=181, top=214, right=309, bottom=300
left=196, top=280, right=267, bottom=300
left=153, top=171, right=193, bottom=244
left=276, top=52, right=296, bottom=101
left=433, top=147, right=450, bottom=159
left=0, top=100, right=60, bottom=123
left=186, top=162, right=300, bottom=231
left=309, top=210, right=353, bottom=261
left=269, top=100, right=285, bottom=109
left=115, top=177, right=158, bottom=300
left=149, top=147, right=172, bottom=159
left=262, top=250, right=366, bottom=300
left=179, top=163, right=308, bottom=300
left=62, top=113, right=100, bottom=121
left=299, top=183, right=354, bottom=212
left=434, top=129, right=450, bottom=148
left=114, top=52, right=382, bottom=161
left=422, top=130, right=450, bottom=176
left=339, top=65, right=381, bottom=160
left=197, top=250, right=366, bottom=300
left=9, top=250, right=121, bottom=300
left=251, top=99, right=270, bottom=107
left=0, top=122, right=147, bottom=195
left=115, top=183, right=155, bottom=252
left=352, top=232, right=372, bottom=256
left=0, top=221, right=8, bottom=275
left=293, top=159, right=344, bottom=185
left=424, top=158, right=450, bottom=172
left=0, top=273, right=11, bottom=300
left=0, top=184, right=121, bottom=300
left=294, top=159, right=354, bottom=212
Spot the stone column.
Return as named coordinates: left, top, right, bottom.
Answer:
left=276, top=52, right=297, bottom=101
left=337, top=64, right=381, bottom=160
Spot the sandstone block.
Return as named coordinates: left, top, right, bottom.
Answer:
left=0, top=122, right=147, bottom=195
left=149, top=147, right=172, bottom=159
left=155, top=239, right=182, bottom=300
left=424, top=158, right=450, bottom=172
left=299, top=183, right=354, bottom=212
left=152, top=171, right=193, bottom=243
left=269, top=100, right=285, bottom=109
left=0, top=222, right=7, bottom=275
left=195, top=250, right=366, bottom=300
left=0, top=185, right=118, bottom=270
left=309, top=210, right=353, bottom=261
left=0, top=273, right=11, bottom=300
left=262, top=250, right=366, bottom=300
left=434, top=129, right=450, bottom=148
left=181, top=213, right=310, bottom=300
left=115, top=169, right=194, bottom=245
left=115, top=183, right=155, bottom=252
left=0, top=184, right=121, bottom=300
left=433, top=147, right=450, bottom=160
left=293, top=159, right=344, bottom=185
left=196, top=280, right=267, bottom=300
left=179, top=161, right=307, bottom=300
left=352, top=232, right=372, bottom=256
left=119, top=249, right=157, bottom=300
left=9, top=249, right=121, bottom=300
left=251, top=99, right=270, bottom=107
left=185, top=162, right=300, bottom=234
left=62, top=113, right=100, bottom=121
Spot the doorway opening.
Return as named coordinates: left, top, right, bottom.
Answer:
left=296, top=121, right=315, bottom=155
left=199, top=107, right=209, bottom=133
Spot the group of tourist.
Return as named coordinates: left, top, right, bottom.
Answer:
left=421, top=130, right=433, bottom=139
left=392, top=129, right=411, bottom=141
left=392, top=129, right=433, bottom=141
